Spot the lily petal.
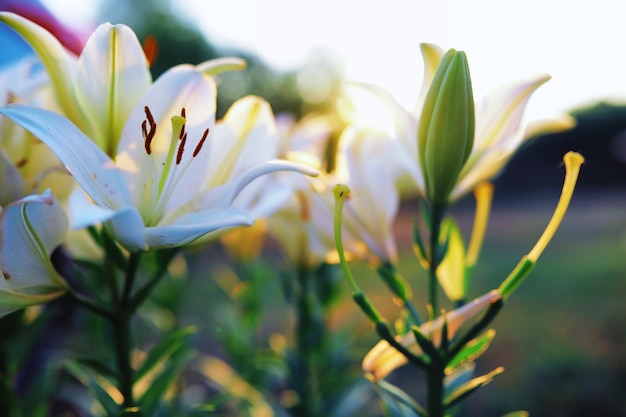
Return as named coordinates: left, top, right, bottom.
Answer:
left=414, top=42, right=445, bottom=117
left=228, top=160, right=319, bottom=207
left=106, top=206, right=147, bottom=251
left=0, top=190, right=67, bottom=291
left=450, top=74, right=552, bottom=200
left=68, top=189, right=117, bottom=229
left=196, top=57, right=247, bottom=76
left=144, top=208, right=253, bottom=248
left=0, top=104, right=133, bottom=209
left=472, top=74, right=551, bottom=155
left=205, top=96, right=277, bottom=188
left=74, top=23, right=152, bottom=154
left=0, top=12, right=79, bottom=121
left=0, top=150, right=24, bottom=206
left=338, top=127, right=400, bottom=263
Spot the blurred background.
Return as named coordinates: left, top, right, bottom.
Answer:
left=2, top=0, right=626, bottom=415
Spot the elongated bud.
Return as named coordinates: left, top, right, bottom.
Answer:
left=418, top=49, right=475, bottom=204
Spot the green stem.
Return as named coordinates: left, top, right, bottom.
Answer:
left=114, top=252, right=142, bottom=411
left=114, top=312, right=135, bottom=410
left=293, top=266, right=319, bottom=417
left=426, top=362, right=446, bottom=417
left=428, top=203, right=446, bottom=320
left=426, top=203, right=446, bottom=417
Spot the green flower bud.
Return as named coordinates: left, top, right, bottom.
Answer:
left=418, top=49, right=475, bottom=204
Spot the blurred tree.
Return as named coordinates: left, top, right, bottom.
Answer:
left=97, top=0, right=343, bottom=119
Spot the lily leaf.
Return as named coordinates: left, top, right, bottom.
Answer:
left=136, top=340, right=193, bottom=415
left=66, top=360, right=120, bottom=417
left=444, top=366, right=504, bottom=409
left=374, top=379, right=425, bottom=417
left=446, top=329, right=496, bottom=371
left=133, top=325, right=196, bottom=384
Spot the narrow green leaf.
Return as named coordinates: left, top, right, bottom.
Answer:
left=444, top=366, right=505, bottom=409
left=66, top=361, right=119, bottom=417
left=419, top=200, right=432, bottom=229
left=353, top=292, right=383, bottom=324
left=377, top=263, right=411, bottom=301
left=446, top=329, right=496, bottom=371
left=137, top=346, right=192, bottom=415
left=411, top=325, right=440, bottom=362
left=412, top=219, right=429, bottom=268
left=133, top=326, right=196, bottom=383
left=375, top=379, right=426, bottom=417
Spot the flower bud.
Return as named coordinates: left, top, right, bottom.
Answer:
left=418, top=49, right=475, bottom=204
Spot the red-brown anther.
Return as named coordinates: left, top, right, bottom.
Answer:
left=143, top=106, right=157, bottom=155
left=193, top=128, right=209, bottom=157
left=179, top=108, right=187, bottom=140
left=176, top=132, right=187, bottom=165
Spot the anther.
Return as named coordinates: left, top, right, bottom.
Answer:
left=179, top=108, right=187, bottom=140
left=176, top=132, right=187, bottom=165
left=143, top=106, right=157, bottom=155
left=192, top=128, right=209, bottom=157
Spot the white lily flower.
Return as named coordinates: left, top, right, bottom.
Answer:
left=348, top=43, right=575, bottom=202
left=0, top=67, right=317, bottom=252
left=270, top=122, right=401, bottom=267
left=0, top=12, right=246, bottom=157
left=0, top=12, right=151, bottom=155
left=0, top=190, right=68, bottom=317
left=266, top=115, right=337, bottom=267
left=334, top=126, right=401, bottom=264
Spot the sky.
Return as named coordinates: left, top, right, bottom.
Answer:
left=40, top=0, right=626, bottom=123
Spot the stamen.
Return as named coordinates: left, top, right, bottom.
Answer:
left=143, top=106, right=156, bottom=155
left=192, top=128, right=209, bottom=157
left=179, top=108, right=186, bottom=139
left=176, top=132, right=187, bottom=165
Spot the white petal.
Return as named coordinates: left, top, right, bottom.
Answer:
left=205, top=96, right=277, bottom=188
left=413, top=43, right=445, bottom=118
left=0, top=12, right=79, bottom=119
left=228, top=160, right=319, bottom=206
left=144, top=208, right=253, bottom=248
left=196, top=57, right=247, bottom=75
left=0, top=150, right=24, bottom=206
left=74, top=23, right=152, bottom=153
left=0, top=104, right=133, bottom=209
left=106, top=206, right=147, bottom=251
left=68, top=189, right=116, bottom=229
left=472, top=74, right=551, bottom=154
left=0, top=190, right=67, bottom=290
